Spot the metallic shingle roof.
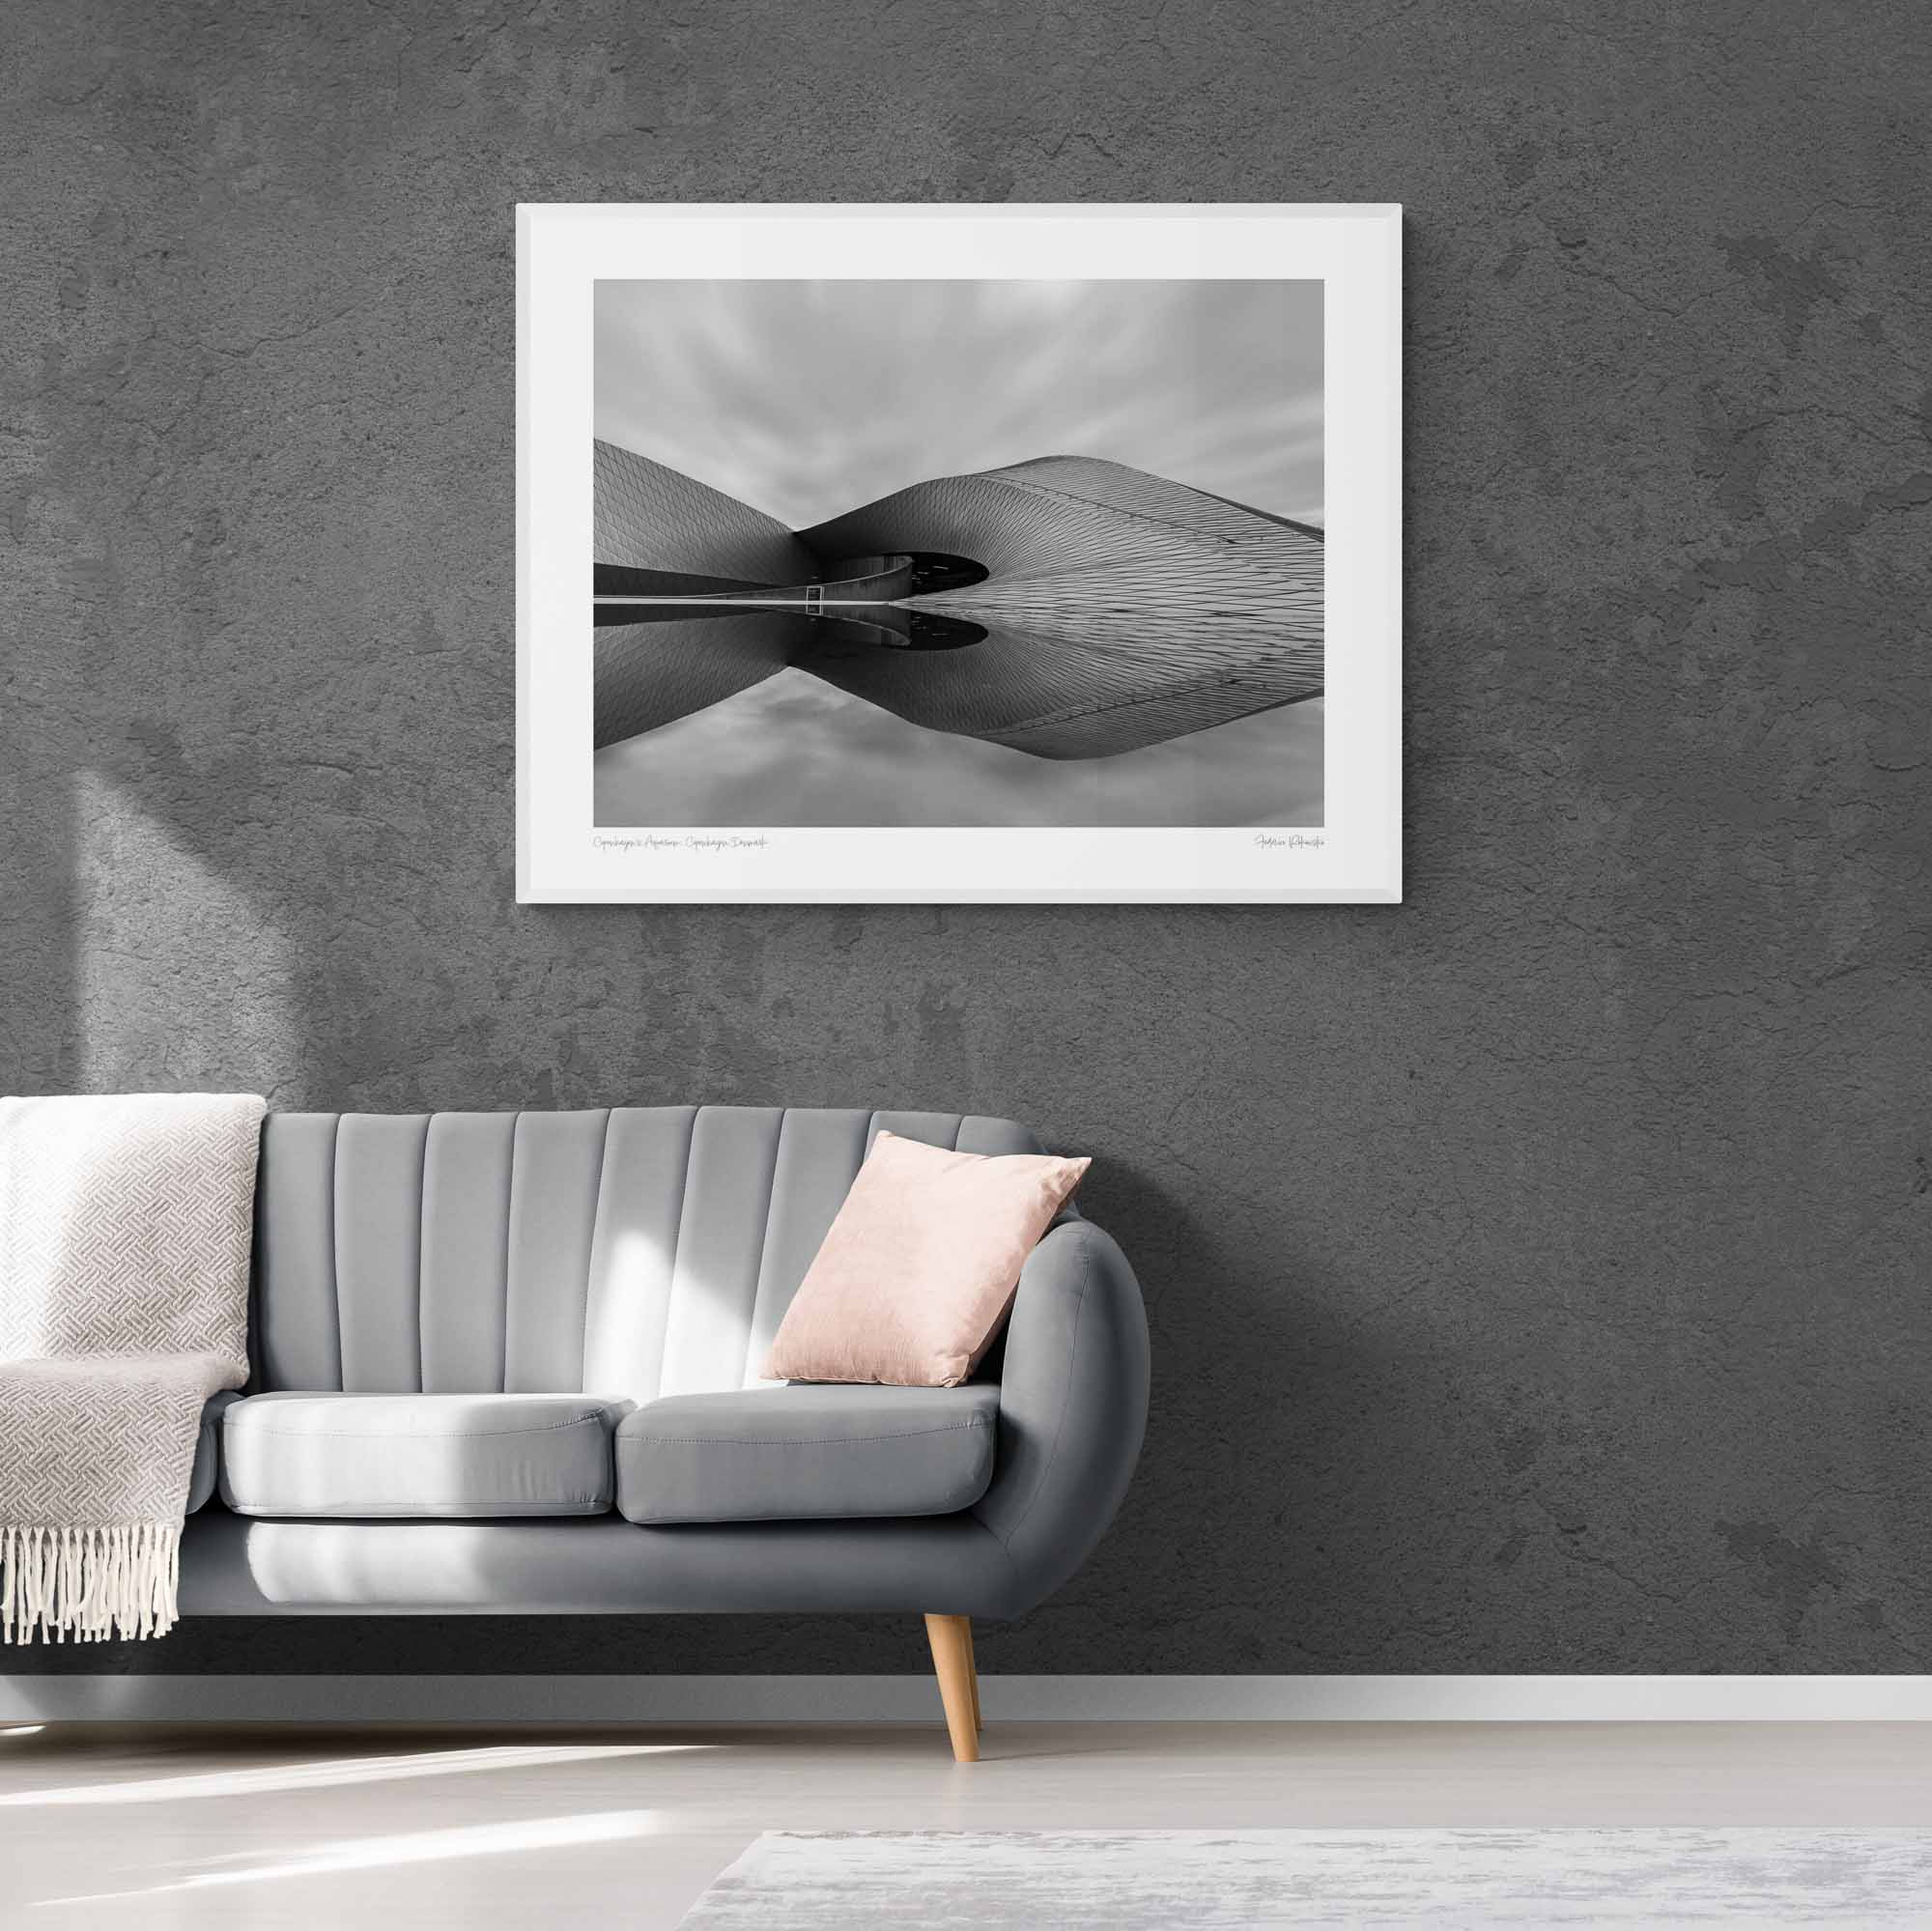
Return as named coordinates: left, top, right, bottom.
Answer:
left=593, top=443, right=1323, bottom=760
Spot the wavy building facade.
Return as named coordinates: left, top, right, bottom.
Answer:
left=593, top=440, right=1323, bottom=760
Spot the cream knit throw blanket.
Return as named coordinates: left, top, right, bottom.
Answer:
left=0, top=1093, right=265, bottom=1643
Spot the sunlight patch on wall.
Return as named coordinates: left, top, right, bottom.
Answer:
left=72, top=770, right=296, bottom=1090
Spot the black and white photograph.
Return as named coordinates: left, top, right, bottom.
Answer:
left=590, top=278, right=1327, bottom=830
left=518, top=205, right=1399, bottom=900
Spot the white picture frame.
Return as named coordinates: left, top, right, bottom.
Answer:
left=518, top=203, right=1402, bottom=903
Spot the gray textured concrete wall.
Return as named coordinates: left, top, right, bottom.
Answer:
left=3, top=0, right=1928, bottom=1679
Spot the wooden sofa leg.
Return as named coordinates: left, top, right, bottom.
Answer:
left=923, top=1613, right=981, bottom=1762
left=966, top=1622, right=981, bottom=1733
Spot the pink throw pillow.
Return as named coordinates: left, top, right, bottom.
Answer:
left=763, top=1130, right=1091, bottom=1387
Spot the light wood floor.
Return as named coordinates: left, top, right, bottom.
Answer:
left=5, top=1720, right=1932, bottom=1927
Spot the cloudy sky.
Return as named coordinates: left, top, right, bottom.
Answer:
left=595, top=279, right=1323, bottom=527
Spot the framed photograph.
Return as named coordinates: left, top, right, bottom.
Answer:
left=518, top=204, right=1401, bottom=903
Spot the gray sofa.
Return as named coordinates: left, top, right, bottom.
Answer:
left=179, top=1106, right=1150, bottom=1760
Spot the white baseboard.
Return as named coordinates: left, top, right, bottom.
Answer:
left=6, top=1675, right=1931, bottom=1724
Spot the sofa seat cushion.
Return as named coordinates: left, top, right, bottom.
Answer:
left=220, top=1393, right=630, bottom=1519
left=615, top=1383, right=999, bottom=1525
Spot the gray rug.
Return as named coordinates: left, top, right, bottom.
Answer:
left=677, top=1830, right=1932, bottom=1926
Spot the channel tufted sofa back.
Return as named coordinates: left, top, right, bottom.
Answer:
left=251, top=1107, right=1047, bottom=1402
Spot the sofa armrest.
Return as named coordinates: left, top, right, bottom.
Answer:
left=971, top=1217, right=1150, bottom=1616
left=187, top=1390, right=242, bottom=1516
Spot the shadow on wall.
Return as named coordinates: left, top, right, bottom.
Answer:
left=1083, top=1154, right=1508, bottom=1677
